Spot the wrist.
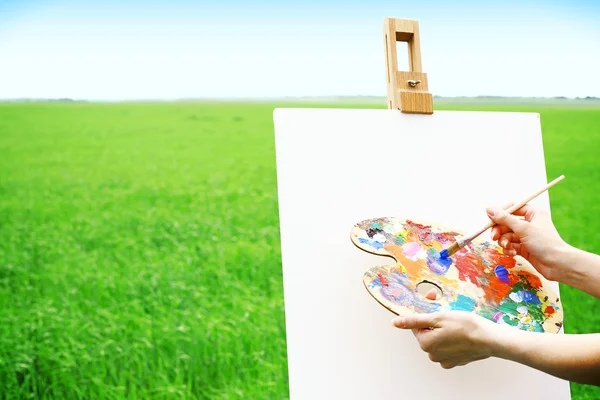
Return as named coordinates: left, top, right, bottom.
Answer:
left=487, top=324, right=542, bottom=367
left=548, top=243, right=586, bottom=285
left=478, top=320, right=512, bottom=359
left=480, top=319, right=531, bottom=363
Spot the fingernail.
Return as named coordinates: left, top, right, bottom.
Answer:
left=392, top=317, right=405, bottom=328
left=486, top=207, right=496, bottom=218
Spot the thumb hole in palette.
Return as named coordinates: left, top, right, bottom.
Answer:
left=417, top=281, right=443, bottom=301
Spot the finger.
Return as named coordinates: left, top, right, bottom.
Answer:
left=486, top=207, right=529, bottom=234
left=499, top=232, right=521, bottom=248
left=504, top=248, right=517, bottom=257
left=425, top=288, right=438, bottom=300
left=491, top=225, right=512, bottom=241
left=491, top=226, right=500, bottom=241
left=508, top=242, right=522, bottom=254
left=440, top=361, right=456, bottom=369
left=526, top=207, right=545, bottom=223
left=392, top=313, right=439, bottom=330
left=498, top=237, right=518, bottom=256
left=428, top=353, right=445, bottom=363
left=499, top=202, right=533, bottom=217
left=512, top=204, right=533, bottom=217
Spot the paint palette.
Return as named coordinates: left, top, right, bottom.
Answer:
left=351, top=217, right=563, bottom=333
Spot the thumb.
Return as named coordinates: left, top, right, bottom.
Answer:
left=392, top=313, right=438, bottom=330
left=486, top=206, right=529, bottom=234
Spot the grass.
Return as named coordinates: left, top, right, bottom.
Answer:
left=0, top=101, right=599, bottom=399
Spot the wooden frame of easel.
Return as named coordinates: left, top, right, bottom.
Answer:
left=384, top=18, right=434, bottom=114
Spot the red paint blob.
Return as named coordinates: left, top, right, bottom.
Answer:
left=454, top=253, right=481, bottom=286
left=378, top=273, right=389, bottom=287
left=486, top=276, right=513, bottom=304
left=487, top=250, right=517, bottom=270
left=454, top=246, right=520, bottom=304
left=545, top=306, right=555, bottom=315
left=517, top=270, right=543, bottom=289
left=406, top=220, right=431, bottom=230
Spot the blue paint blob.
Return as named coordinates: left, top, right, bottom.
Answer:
left=517, top=290, right=541, bottom=304
left=368, top=276, right=384, bottom=289
left=429, top=249, right=452, bottom=270
left=438, top=254, right=452, bottom=268
left=425, top=248, right=452, bottom=275
left=494, top=265, right=510, bottom=283
left=450, top=294, right=477, bottom=312
left=359, top=237, right=383, bottom=250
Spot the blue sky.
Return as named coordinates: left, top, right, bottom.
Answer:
left=0, top=0, right=599, bottom=100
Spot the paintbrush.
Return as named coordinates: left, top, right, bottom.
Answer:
left=441, top=175, right=565, bottom=258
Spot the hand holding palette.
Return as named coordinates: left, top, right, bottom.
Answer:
left=351, top=217, right=563, bottom=333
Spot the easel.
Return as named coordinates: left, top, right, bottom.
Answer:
left=272, top=16, right=571, bottom=400
left=384, top=18, right=434, bottom=114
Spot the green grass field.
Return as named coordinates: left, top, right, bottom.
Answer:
left=1, top=101, right=599, bottom=399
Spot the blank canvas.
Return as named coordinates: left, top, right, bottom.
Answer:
left=273, top=108, right=570, bottom=400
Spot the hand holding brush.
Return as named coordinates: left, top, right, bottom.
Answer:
left=442, top=175, right=565, bottom=258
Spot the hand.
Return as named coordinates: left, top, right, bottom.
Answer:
left=391, top=311, right=499, bottom=369
left=487, top=204, right=568, bottom=281
left=395, top=311, right=600, bottom=386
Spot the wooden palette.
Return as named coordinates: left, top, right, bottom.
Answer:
left=351, top=216, right=563, bottom=333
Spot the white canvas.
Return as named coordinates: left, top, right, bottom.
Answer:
left=273, top=108, right=571, bottom=400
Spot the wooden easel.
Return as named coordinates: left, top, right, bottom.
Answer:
left=384, top=18, right=434, bottom=114
left=273, top=17, right=572, bottom=398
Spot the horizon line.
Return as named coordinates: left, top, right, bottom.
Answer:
left=1, top=95, right=600, bottom=102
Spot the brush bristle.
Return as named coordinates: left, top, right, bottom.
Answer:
left=444, top=242, right=461, bottom=257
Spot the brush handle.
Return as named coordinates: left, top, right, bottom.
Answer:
left=460, top=175, right=565, bottom=246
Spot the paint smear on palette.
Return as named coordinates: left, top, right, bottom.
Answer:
left=352, top=217, right=563, bottom=334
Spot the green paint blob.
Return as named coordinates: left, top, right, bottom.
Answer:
left=395, top=232, right=406, bottom=245
left=530, top=323, right=545, bottom=333
left=503, top=315, right=519, bottom=326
